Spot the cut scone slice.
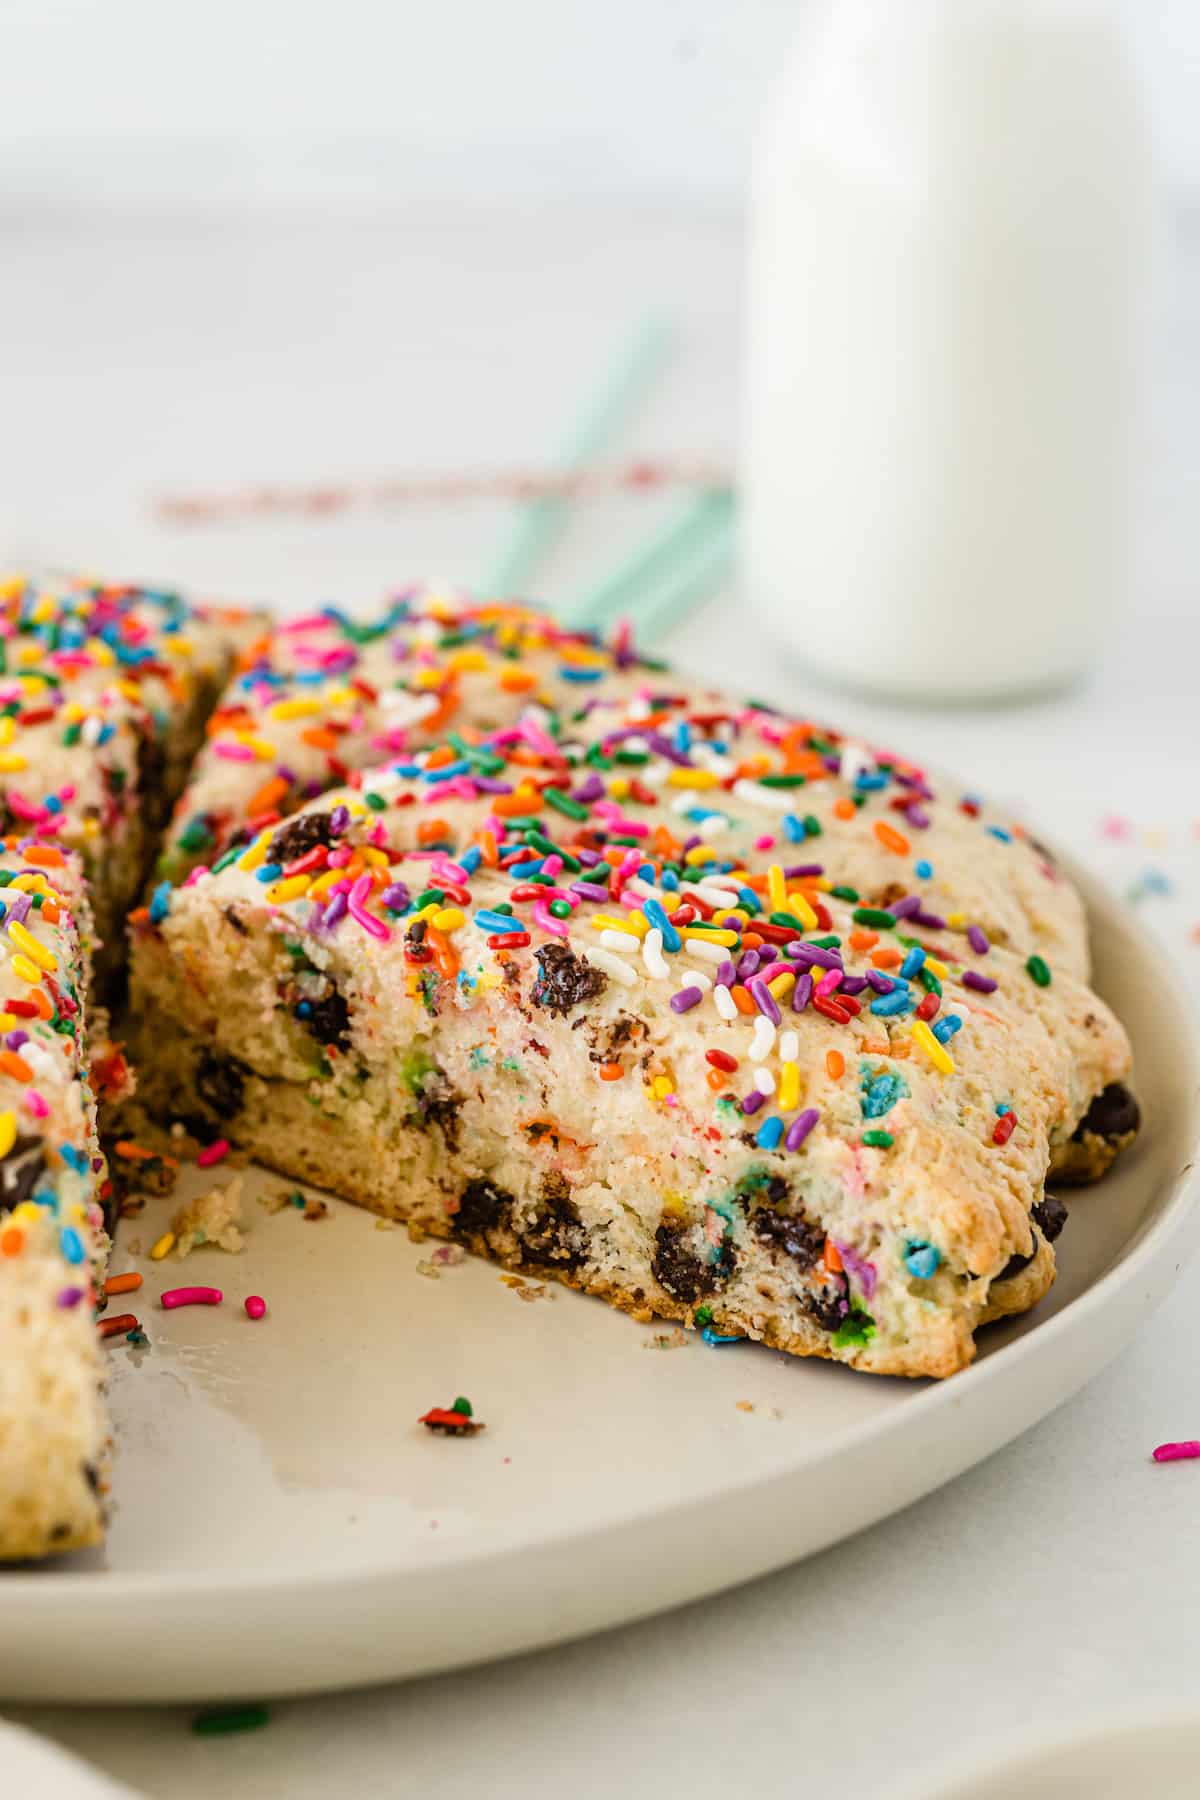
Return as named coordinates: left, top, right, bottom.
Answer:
left=0, top=843, right=109, bottom=1559
left=129, top=742, right=1131, bottom=1379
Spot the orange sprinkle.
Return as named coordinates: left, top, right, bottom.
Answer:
left=23, top=845, right=65, bottom=868
left=860, top=1039, right=891, bottom=1056
left=848, top=928, right=878, bottom=951
left=300, top=727, right=338, bottom=751
left=0, top=1050, right=33, bottom=1082
left=104, top=1271, right=144, bottom=1297
left=741, top=932, right=764, bottom=951
left=474, top=829, right=499, bottom=868
left=731, top=985, right=756, bottom=1016
left=498, top=668, right=538, bottom=693
left=98, top=1313, right=138, bottom=1340
left=493, top=788, right=543, bottom=818
left=27, top=989, right=51, bottom=1020
left=247, top=775, right=289, bottom=815
left=706, top=1068, right=727, bottom=1092
left=417, top=819, right=451, bottom=846
left=424, top=744, right=457, bottom=770
left=826, top=1050, right=845, bottom=1080
left=870, top=947, right=904, bottom=970
left=874, top=820, right=911, bottom=855
left=833, top=798, right=857, bottom=822
left=425, top=926, right=459, bottom=980
left=598, top=1062, right=625, bottom=1082
left=113, top=1139, right=178, bottom=1166
left=39, top=899, right=60, bottom=923
left=823, top=1237, right=843, bottom=1273
left=0, top=1226, right=23, bottom=1256
left=128, top=906, right=151, bottom=927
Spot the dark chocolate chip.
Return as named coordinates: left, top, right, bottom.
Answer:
left=223, top=905, right=249, bottom=937
left=298, top=982, right=351, bottom=1050
left=413, top=1070, right=462, bottom=1151
left=1074, top=1082, right=1140, bottom=1144
left=195, top=1049, right=247, bottom=1120
left=268, top=810, right=335, bottom=866
left=652, top=1218, right=732, bottom=1302
left=530, top=942, right=607, bottom=1016
left=454, top=1178, right=515, bottom=1240
left=520, top=1178, right=587, bottom=1271
left=1032, top=1195, right=1068, bottom=1243
left=802, top=1281, right=848, bottom=1333
left=0, top=1136, right=48, bottom=1212
left=751, top=1205, right=824, bottom=1272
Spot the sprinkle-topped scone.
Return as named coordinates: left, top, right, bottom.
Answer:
left=154, top=594, right=1090, bottom=982
left=128, top=704, right=1131, bottom=1378
left=0, top=573, right=258, bottom=976
left=0, top=843, right=109, bottom=1558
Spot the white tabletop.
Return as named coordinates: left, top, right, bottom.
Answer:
left=4, top=198, right=1200, bottom=1797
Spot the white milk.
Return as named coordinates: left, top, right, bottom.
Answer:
left=742, top=0, right=1153, bottom=701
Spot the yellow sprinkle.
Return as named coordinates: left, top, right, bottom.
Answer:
left=476, top=970, right=502, bottom=991
left=10, top=874, right=48, bottom=892
left=767, top=864, right=787, bottom=911
left=411, top=669, right=445, bottom=691
left=925, top=956, right=948, bottom=980
left=266, top=875, right=312, bottom=904
left=946, top=912, right=966, bottom=928
left=269, top=698, right=322, bottom=721
left=11, top=955, right=43, bottom=984
left=238, top=831, right=271, bottom=873
left=0, top=752, right=28, bottom=773
left=786, top=890, right=819, bottom=930
left=432, top=906, right=465, bottom=932
left=29, top=598, right=54, bottom=625
left=116, top=679, right=143, bottom=703
left=11, top=1199, right=40, bottom=1225
left=665, top=769, right=720, bottom=789
left=684, top=844, right=716, bottom=866
left=0, top=1109, right=16, bottom=1157
left=682, top=926, right=738, bottom=946
left=168, top=636, right=195, bottom=657
left=410, top=902, right=440, bottom=926
left=0, top=1014, right=15, bottom=1032
left=17, top=644, right=42, bottom=667
left=912, top=1018, right=955, bottom=1075
left=0, top=718, right=13, bottom=747
left=712, top=908, right=749, bottom=928
left=651, top=1075, right=675, bottom=1101
left=9, top=920, right=56, bottom=971
left=235, top=734, right=278, bottom=760
left=360, top=845, right=390, bottom=868
left=590, top=914, right=645, bottom=939
left=768, top=971, right=796, bottom=1000
left=446, top=649, right=489, bottom=673
left=345, top=798, right=369, bottom=817
left=608, top=777, right=631, bottom=802
left=82, top=817, right=100, bottom=838
left=61, top=703, right=86, bottom=724
left=150, top=1231, right=176, bottom=1261
left=307, top=868, right=342, bottom=898
left=323, top=684, right=356, bottom=706
left=93, top=641, right=116, bottom=666
left=778, top=1062, right=801, bottom=1113
left=812, top=876, right=834, bottom=892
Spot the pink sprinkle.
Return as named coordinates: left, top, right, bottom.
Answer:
left=183, top=865, right=210, bottom=886
left=196, top=1138, right=230, bottom=1168
left=213, top=741, right=257, bottom=762
left=541, top=854, right=564, bottom=880
left=328, top=846, right=353, bottom=868
left=161, top=1286, right=223, bottom=1309
left=1153, top=1441, right=1200, bottom=1463
left=816, top=968, right=844, bottom=998
left=532, top=898, right=569, bottom=939
left=754, top=835, right=776, bottom=851
left=22, top=1090, right=49, bottom=1119
left=245, top=1295, right=267, bottom=1321
left=348, top=872, right=390, bottom=941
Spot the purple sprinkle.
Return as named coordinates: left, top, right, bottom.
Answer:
left=306, top=901, right=326, bottom=934
left=645, top=733, right=691, bottom=766
left=785, top=1107, right=820, bottom=1150
left=822, top=753, right=841, bottom=773
left=786, top=942, right=842, bottom=970
left=791, top=971, right=813, bottom=1013
left=913, top=907, right=947, bottom=929
left=906, top=805, right=931, bottom=829
left=715, top=959, right=737, bottom=988
left=967, top=924, right=990, bottom=955
left=575, top=847, right=603, bottom=868
left=6, top=894, right=32, bottom=927
left=840, top=975, right=869, bottom=997
left=836, top=1242, right=878, bottom=1301
left=472, top=777, right=515, bottom=795
left=323, top=890, right=348, bottom=931
left=742, top=1090, right=766, bottom=1116
left=380, top=882, right=411, bottom=910
left=888, top=895, right=923, bottom=920
left=866, top=969, right=896, bottom=994
left=963, top=970, right=998, bottom=993
left=670, top=987, right=703, bottom=1014
left=5, top=1029, right=28, bottom=1051
left=736, top=950, right=761, bottom=980
left=749, top=979, right=782, bottom=1026
left=571, top=881, right=610, bottom=903
left=572, top=775, right=606, bottom=805
left=57, top=1286, right=85, bottom=1309
left=784, top=863, right=824, bottom=879
left=328, top=805, right=350, bottom=837
left=681, top=834, right=702, bottom=855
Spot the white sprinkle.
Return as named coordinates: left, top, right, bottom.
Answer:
left=754, top=1067, right=776, bottom=1097
left=678, top=969, right=712, bottom=992
left=683, top=879, right=740, bottom=908
left=840, top=740, right=873, bottom=783
left=627, top=697, right=653, bottom=722
left=640, top=760, right=672, bottom=787
left=713, top=984, right=738, bottom=1021
left=622, top=734, right=649, bottom=756
left=684, top=939, right=727, bottom=964
left=82, top=716, right=104, bottom=748
left=600, top=929, right=641, bottom=953
left=380, top=689, right=441, bottom=727
left=749, top=1016, right=777, bottom=1062
left=732, top=779, right=791, bottom=813
left=642, top=928, right=669, bottom=979
left=583, top=946, right=638, bottom=987
left=779, top=1029, right=800, bottom=1062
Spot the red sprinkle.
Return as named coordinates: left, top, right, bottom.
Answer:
left=705, top=1049, right=738, bottom=1073
left=1153, top=1441, right=1200, bottom=1463
left=916, top=992, right=940, bottom=1021
left=992, top=1113, right=1017, bottom=1146
left=245, top=1295, right=267, bottom=1321
left=487, top=931, right=531, bottom=948
left=196, top=1139, right=230, bottom=1168
left=813, top=995, right=851, bottom=1024
left=161, top=1286, right=223, bottom=1310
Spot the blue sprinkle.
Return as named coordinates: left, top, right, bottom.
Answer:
left=59, top=1226, right=85, bottom=1264
left=862, top=1073, right=905, bottom=1119
left=674, top=722, right=691, bottom=753
left=43, top=795, right=63, bottom=815
left=701, top=1325, right=744, bottom=1346
left=148, top=881, right=172, bottom=925
left=737, top=886, right=761, bottom=914
left=506, top=859, right=544, bottom=879
left=255, top=863, right=282, bottom=884
left=914, top=859, right=933, bottom=879
left=643, top=898, right=681, bottom=953
left=870, top=990, right=913, bottom=1017
left=986, top=825, right=1012, bottom=843
left=559, top=664, right=605, bottom=682
left=96, top=723, right=115, bottom=746
left=996, top=1102, right=1011, bottom=1115
left=783, top=814, right=806, bottom=843
left=423, top=759, right=471, bottom=783
left=60, top=1145, right=89, bottom=1175
left=458, top=846, right=482, bottom=875
left=932, top=1015, right=962, bottom=1044
left=899, top=946, right=926, bottom=979
left=296, top=1000, right=312, bottom=1017
left=473, top=910, right=521, bottom=935
left=390, top=763, right=423, bottom=778
left=638, top=862, right=656, bottom=884
left=755, top=1115, right=784, bottom=1150
left=854, top=770, right=889, bottom=791
left=660, top=870, right=680, bottom=891
left=904, top=1241, right=941, bottom=1280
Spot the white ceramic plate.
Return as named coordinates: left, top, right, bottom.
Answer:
left=2, top=865, right=1198, bottom=1704
left=917, top=1713, right=1200, bottom=1799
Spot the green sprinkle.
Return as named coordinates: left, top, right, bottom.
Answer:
left=853, top=907, right=896, bottom=929
left=758, top=772, right=807, bottom=788
left=613, top=748, right=649, bottom=765
left=693, top=1304, right=714, bottom=1326
left=832, top=1307, right=876, bottom=1349
left=862, top=1130, right=894, bottom=1148
left=803, top=814, right=822, bottom=838
left=543, top=787, right=588, bottom=820
left=364, top=791, right=386, bottom=812
left=193, top=1706, right=271, bottom=1737
left=61, top=723, right=82, bottom=747
left=1026, top=954, right=1052, bottom=987
left=808, top=934, right=842, bottom=950
left=451, top=1395, right=473, bottom=1417
left=178, top=818, right=212, bottom=851
left=548, top=900, right=572, bottom=919
left=830, top=884, right=860, bottom=902
left=769, top=910, right=806, bottom=930
left=415, top=888, right=445, bottom=909
left=211, top=846, right=241, bottom=873
left=919, top=968, right=942, bottom=996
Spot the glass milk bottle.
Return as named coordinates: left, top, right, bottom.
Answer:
left=742, top=0, right=1153, bottom=701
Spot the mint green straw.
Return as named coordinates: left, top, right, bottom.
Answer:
left=623, top=506, right=736, bottom=648
left=559, top=488, right=734, bottom=635
left=483, top=314, right=673, bottom=598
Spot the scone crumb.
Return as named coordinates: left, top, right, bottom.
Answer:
left=170, top=1177, right=246, bottom=1257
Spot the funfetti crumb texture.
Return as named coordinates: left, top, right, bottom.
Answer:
left=128, top=615, right=1133, bottom=1380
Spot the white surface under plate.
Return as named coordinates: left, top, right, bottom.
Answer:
left=919, top=1713, right=1200, bottom=1799
left=2, top=865, right=1197, bottom=1704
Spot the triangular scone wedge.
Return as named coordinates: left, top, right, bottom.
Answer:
left=128, top=739, right=1130, bottom=1379
left=156, top=591, right=1090, bottom=978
